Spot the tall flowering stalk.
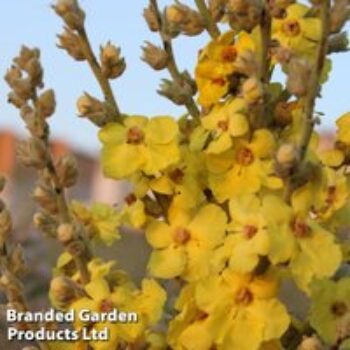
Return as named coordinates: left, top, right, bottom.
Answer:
left=2, top=0, right=350, bottom=349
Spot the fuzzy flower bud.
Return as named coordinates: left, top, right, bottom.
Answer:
left=13, top=46, right=40, bottom=71
left=77, top=93, right=106, bottom=126
left=100, top=43, right=126, bottom=79
left=328, top=32, right=349, bottom=54
left=57, top=27, right=86, bottom=61
left=277, top=143, right=299, bottom=168
left=274, top=101, right=294, bottom=126
left=141, top=42, right=168, bottom=71
left=158, top=79, right=191, bottom=105
left=25, top=58, right=43, bottom=87
left=241, top=77, right=263, bottom=105
left=17, top=138, right=47, bottom=169
left=53, top=0, right=85, bottom=31
left=49, top=276, right=81, bottom=310
left=33, top=212, right=58, bottom=237
left=286, top=58, right=312, bottom=97
left=7, top=92, right=26, bottom=109
left=270, top=0, right=295, bottom=19
left=33, top=184, right=58, bottom=214
left=208, top=0, right=227, bottom=22
left=57, top=223, right=75, bottom=244
left=166, top=2, right=205, bottom=36
left=330, top=0, right=350, bottom=34
left=37, top=89, right=56, bottom=118
left=0, top=208, right=12, bottom=246
left=143, top=2, right=161, bottom=32
left=56, top=154, right=78, bottom=188
left=297, top=335, right=324, bottom=350
left=9, top=78, right=33, bottom=101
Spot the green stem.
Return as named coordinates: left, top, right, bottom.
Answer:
left=194, top=0, right=220, bottom=39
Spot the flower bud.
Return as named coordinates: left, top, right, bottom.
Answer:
left=158, top=79, right=191, bottom=105
left=57, top=223, right=75, bottom=244
left=297, top=335, right=324, bottom=350
left=77, top=93, right=106, bottom=126
left=286, top=58, right=311, bottom=97
left=274, top=101, right=295, bottom=126
left=56, top=154, right=78, bottom=188
left=17, top=138, right=47, bottom=169
left=0, top=208, right=12, bottom=246
left=33, top=212, right=58, bottom=237
left=330, top=0, right=350, bottom=33
left=10, top=245, right=26, bottom=275
left=141, top=42, right=168, bottom=71
left=143, top=2, right=160, bottom=32
left=10, top=78, right=33, bottom=101
left=166, top=2, right=205, bottom=36
left=208, top=0, right=226, bottom=22
left=57, top=27, right=86, bottom=61
left=100, top=43, right=126, bottom=79
left=37, top=89, right=56, bottom=118
left=328, top=32, right=349, bottom=54
left=25, top=58, right=43, bottom=87
left=49, top=276, right=81, bottom=310
left=276, top=143, right=299, bottom=170
left=270, top=0, right=295, bottom=18
left=33, top=184, right=58, bottom=214
left=7, top=92, right=26, bottom=109
left=13, top=46, right=40, bottom=71
left=241, top=77, right=263, bottom=105
left=53, top=0, right=85, bottom=31
left=234, top=50, right=259, bottom=76
left=4, top=66, right=22, bottom=87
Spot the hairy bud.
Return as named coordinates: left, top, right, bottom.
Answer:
left=274, top=101, right=294, bottom=126
left=241, top=77, right=263, bottom=105
left=17, top=138, right=47, bottom=169
left=143, top=2, right=161, bottom=32
left=49, top=276, right=81, bottom=310
left=33, top=212, right=58, bottom=237
left=330, top=0, right=350, bottom=34
left=286, top=58, right=311, bottom=97
left=57, top=223, right=75, bottom=244
left=53, top=0, right=85, bottom=31
left=0, top=208, right=12, bottom=246
left=234, top=50, right=259, bottom=76
left=141, top=42, right=168, bottom=71
left=328, top=32, right=349, bottom=54
left=270, top=0, right=295, bottom=18
left=297, top=335, right=324, bottom=350
left=158, top=79, right=192, bottom=105
left=100, top=43, right=126, bottom=79
left=14, top=46, right=40, bottom=71
left=77, top=93, right=106, bottom=126
left=37, top=89, right=56, bottom=118
left=57, top=27, right=86, bottom=61
left=25, top=58, right=43, bottom=87
left=56, top=154, right=78, bottom=188
left=33, top=184, right=58, bottom=214
left=208, top=0, right=227, bottom=22
left=277, top=143, right=299, bottom=168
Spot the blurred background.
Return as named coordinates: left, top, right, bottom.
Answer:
left=0, top=1, right=349, bottom=348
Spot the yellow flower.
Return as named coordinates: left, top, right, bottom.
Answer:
left=169, top=271, right=290, bottom=350
left=99, top=115, right=180, bottom=179
left=146, top=204, right=227, bottom=281
left=215, top=194, right=269, bottom=273
left=71, top=201, right=120, bottom=246
left=336, top=112, right=350, bottom=146
left=195, top=31, right=256, bottom=107
left=272, top=3, right=321, bottom=58
left=262, top=195, right=342, bottom=291
left=201, top=98, right=249, bottom=154
left=120, top=196, right=147, bottom=229
left=207, top=129, right=282, bottom=202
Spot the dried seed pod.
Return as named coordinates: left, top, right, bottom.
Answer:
left=13, top=46, right=40, bottom=71
left=57, top=27, right=86, bottom=61
left=56, top=154, right=78, bottom=188
left=141, top=42, right=168, bottom=70
left=37, top=89, right=56, bottom=118
left=100, top=43, right=126, bottom=79
left=17, top=138, right=47, bottom=169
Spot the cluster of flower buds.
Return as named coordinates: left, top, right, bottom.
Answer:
left=226, top=0, right=264, bottom=32
left=141, top=42, right=168, bottom=71
left=165, top=1, right=205, bottom=36
left=100, top=43, right=126, bottom=80
left=52, top=0, right=85, bottom=31
left=57, top=26, right=86, bottom=61
left=286, top=57, right=312, bottom=97
left=158, top=71, right=197, bottom=106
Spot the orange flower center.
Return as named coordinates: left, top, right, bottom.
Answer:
left=174, top=228, right=191, bottom=245
left=243, top=225, right=258, bottom=239
left=217, top=120, right=229, bottom=131
left=100, top=299, right=114, bottom=312
left=221, top=46, right=237, bottom=62
left=291, top=217, right=310, bottom=238
left=125, top=193, right=137, bottom=206
left=331, top=301, right=348, bottom=317
left=235, top=287, right=254, bottom=306
left=212, top=77, right=227, bottom=86
left=282, top=19, right=301, bottom=37
left=169, top=168, right=185, bottom=184
left=127, top=126, right=144, bottom=144
left=236, top=147, right=254, bottom=166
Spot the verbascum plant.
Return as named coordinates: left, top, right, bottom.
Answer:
left=1, top=0, right=350, bottom=349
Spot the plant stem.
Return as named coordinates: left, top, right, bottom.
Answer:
left=194, top=0, right=220, bottom=39
left=78, top=27, right=121, bottom=123
left=259, top=1, right=272, bottom=84
left=150, top=0, right=200, bottom=119
left=283, top=0, right=331, bottom=203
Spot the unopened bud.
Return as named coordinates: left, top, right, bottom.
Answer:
left=4, top=66, right=22, bottom=87
left=33, top=212, right=58, bottom=237
left=270, top=0, right=295, bottom=18
left=276, top=143, right=298, bottom=169
left=57, top=223, right=75, bottom=244
left=143, top=2, right=161, bottom=32
left=274, top=101, right=295, bottom=126
left=53, top=0, right=85, bottom=30
left=166, top=3, right=205, bottom=36
left=297, top=335, right=324, bottom=350
left=141, top=42, right=168, bottom=70
left=336, top=312, right=350, bottom=342
left=37, top=89, right=56, bottom=118
left=14, top=46, right=40, bottom=71
left=57, top=27, right=85, bottom=61
left=158, top=79, right=191, bottom=105
left=328, top=32, right=349, bottom=54
left=272, top=46, right=293, bottom=65
left=25, top=58, right=43, bottom=87
left=49, top=276, right=81, bottom=310
left=330, top=0, right=350, bottom=33
left=100, top=43, right=126, bottom=79
left=10, top=245, right=26, bottom=275
left=56, top=154, right=78, bottom=188
left=7, top=92, right=26, bottom=109
left=241, top=77, right=263, bottom=105
left=33, top=185, right=58, bottom=214
left=0, top=208, right=12, bottom=245
left=208, top=0, right=227, bottom=22
left=234, top=50, right=259, bottom=76
left=77, top=93, right=106, bottom=125
left=10, top=78, right=33, bottom=101
left=286, top=58, right=311, bottom=97
left=17, top=138, right=47, bottom=169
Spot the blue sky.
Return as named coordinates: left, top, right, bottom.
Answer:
left=0, top=1, right=349, bottom=154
